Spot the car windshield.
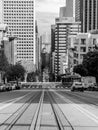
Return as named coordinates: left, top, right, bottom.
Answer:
left=74, top=82, right=82, bottom=85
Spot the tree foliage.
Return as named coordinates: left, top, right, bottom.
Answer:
left=56, top=75, right=61, bottom=82
left=73, top=51, right=98, bottom=82
left=73, top=64, right=88, bottom=76
left=41, top=52, right=50, bottom=70
left=0, top=52, right=9, bottom=72
left=49, top=73, right=55, bottom=82
left=83, top=51, right=98, bottom=77
left=6, top=64, right=25, bottom=82
left=27, top=72, right=36, bottom=82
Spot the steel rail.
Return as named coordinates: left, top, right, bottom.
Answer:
left=30, top=89, right=65, bottom=130
left=47, top=91, right=65, bottom=130
left=0, top=91, right=41, bottom=130
left=47, top=91, right=74, bottom=130
left=30, top=90, right=44, bottom=130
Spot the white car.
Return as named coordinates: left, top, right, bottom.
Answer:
left=71, top=82, right=84, bottom=92
left=11, top=84, right=16, bottom=90
left=0, top=83, right=6, bottom=91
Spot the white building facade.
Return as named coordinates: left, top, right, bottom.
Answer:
left=1, top=0, right=35, bottom=68
left=68, top=32, right=98, bottom=71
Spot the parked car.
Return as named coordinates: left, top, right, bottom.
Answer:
left=93, top=83, right=98, bottom=91
left=16, top=82, right=21, bottom=89
left=0, top=83, right=6, bottom=91
left=82, top=76, right=96, bottom=90
left=5, top=83, right=12, bottom=91
left=87, top=83, right=98, bottom=91
left=71, top=81, right=84, bottom=92
left=11, top=83, right=16, bottom=90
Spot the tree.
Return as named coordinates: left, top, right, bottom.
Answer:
left=82, top=51, right=98, bottom=82
left=73, top=64, right=88, bottom=76
left=6, top=64, right=25, bottom=82
left=0, top=52, right=9, bottom=83
left=83, top=51, right=98, bottom=75
left=56, top=75, right=61, bottom=82
left=0, top=52, right=9, bottom=72
left=27, top=72, right=36, bottom=82
left=49, top=73, right=55, bottom=82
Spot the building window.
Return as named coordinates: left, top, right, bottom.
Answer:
left=81, top=39, right=86, bottom=45
left=80, top=47, right=86, bottom=52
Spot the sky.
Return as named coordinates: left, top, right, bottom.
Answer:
left=36, top=0, right=65, bottom=38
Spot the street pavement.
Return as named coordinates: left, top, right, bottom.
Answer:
left=0, top=87, right=97, bottom=129
left=51, top=89, right=98, bottom=130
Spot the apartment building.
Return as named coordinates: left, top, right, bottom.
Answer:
left=73, top=33, right=90, bottom=65
left=68, top=32, right=97, bottom=70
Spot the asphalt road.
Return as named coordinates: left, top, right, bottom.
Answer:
left=0, top=87, right=97, bottom=130
left=52, top=89, right=98, bottom=130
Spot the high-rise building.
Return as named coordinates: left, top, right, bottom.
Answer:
left=50, top=0, right=82, bottom=77
left=35, top=21, right=39, bottom=70
left=1, top=0, right=35, bottom=66
left=0, top=24, right=17, bottom=65
left=54, top=18, right=81, bottom=76
left=66, top=0, right=75, bottom=18
left=59, top=7, right=66, bottom=18
left=51, top=25, right=55, bottom=53
left=35, top=21, right=42, bottom=71
left=75, top=0, right=98, bottom=32
left=3, top=36, right=17, bottom=65
left=59, top=0, right=75, bottom=19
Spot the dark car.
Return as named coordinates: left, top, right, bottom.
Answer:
left=16, top=83, right=21, bottom=89
left=5, top=83, right=12, bottom=91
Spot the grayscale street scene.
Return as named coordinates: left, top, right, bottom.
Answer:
left=0, top=0, right=98, bottom=129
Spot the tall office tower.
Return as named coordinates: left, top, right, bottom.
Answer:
left=35, top=21, right=41, bottom=71
left=54, top=18, right=81, bottom=76
left=35, top=21, right=38, bottom=70
left=75, top=0, right=98, bottom=32
left=59, top=0, right=75, bottom=18
left=51, top=25, right=55, bottom=53
left=2, top=0, right=35, bottom=66
left=75, top=0, right=82, bottom=22
left=50, top=25, right=55, bottom=74
left=59, top=7, right=66, bottom=18
left=65, top=0, right=75, bottom=18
